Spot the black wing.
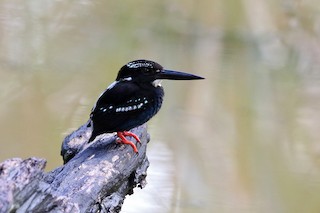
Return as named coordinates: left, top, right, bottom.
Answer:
left=90, top=81, right=162, bottom=140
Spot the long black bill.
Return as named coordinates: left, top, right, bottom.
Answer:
left=157, top=69, right=204, bottom=80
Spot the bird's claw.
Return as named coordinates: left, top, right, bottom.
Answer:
left=116, top=131, right=141, bottom=153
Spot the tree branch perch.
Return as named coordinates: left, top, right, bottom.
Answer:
left=0, top=122, right=149, bottom=213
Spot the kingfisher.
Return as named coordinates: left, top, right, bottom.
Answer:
left=88, top=59, right=204, bottom=152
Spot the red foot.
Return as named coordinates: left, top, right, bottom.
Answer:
left=116, top=131, right=141, bottom=153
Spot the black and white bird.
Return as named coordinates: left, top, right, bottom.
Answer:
left=88, top=59, right=204, bottom=152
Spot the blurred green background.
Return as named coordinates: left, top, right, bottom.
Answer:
left=1, top=0, right=320, bottom=212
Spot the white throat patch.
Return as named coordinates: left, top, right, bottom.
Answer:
left=152, top=79, right=162, bottom=87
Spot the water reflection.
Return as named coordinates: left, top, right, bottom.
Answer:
left=122, top=142, right=174, bottom=213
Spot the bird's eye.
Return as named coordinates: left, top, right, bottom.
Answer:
left=142, top=68, right=149, bottom=73
left=141, top=68, right=160, bottom=75
left=141, top=68, right=154, bottom=75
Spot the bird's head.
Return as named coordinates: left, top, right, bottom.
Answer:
left=116, top=59, right=204, bottom=86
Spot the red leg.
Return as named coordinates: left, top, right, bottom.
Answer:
left=116, top=131, right=140, bottom=153
left=122, top=131, right=141, bottom=143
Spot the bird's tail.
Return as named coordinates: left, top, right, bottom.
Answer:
left=87, top=120, right=96, bottom=143
left=88, top=132, right=96, bottom=143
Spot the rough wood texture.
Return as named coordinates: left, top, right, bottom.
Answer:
left=0, top=123, right=149, bottom=213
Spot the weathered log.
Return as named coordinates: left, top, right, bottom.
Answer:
left=0, top=123, right=149, bottom=213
